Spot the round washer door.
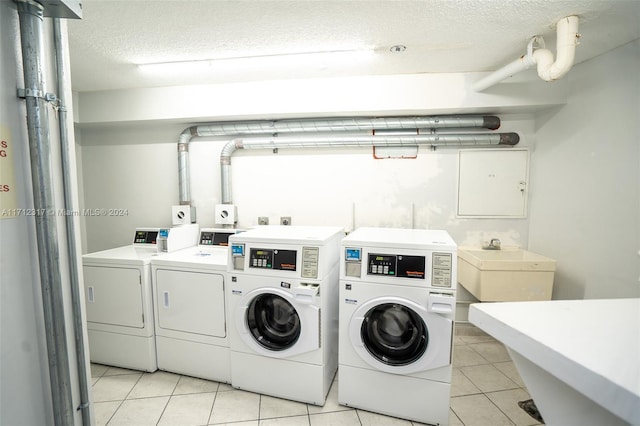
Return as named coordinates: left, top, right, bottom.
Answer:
left=236, top=287, right=320, bottom=358
left=348, top=296, right=452, bottom=375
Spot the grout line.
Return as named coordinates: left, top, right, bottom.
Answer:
left=257, top=394, right=262, bottom=422
left=155, top=395, right=171, bottom=426
left=354, top=409, right=364, bottom=425
left=484, top=391, right=518, bottom=426
left=206, top=387, right=220, bottom=425
left=123, top=372, right=145, bottom=401
left=103, top=399, right=124, bottom=426
left=448, top=408, right=464, bottom=426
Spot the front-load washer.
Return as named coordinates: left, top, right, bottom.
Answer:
left=150, top=228, right=242, bottom=382
left=82, top=224, right=198, bottom=371
left=227, top=226, right=343, bottom=405
left=338, top=227, right=457, bottom=425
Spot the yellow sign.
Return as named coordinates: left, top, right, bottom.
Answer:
left=0, top=125, right=18, bottom=218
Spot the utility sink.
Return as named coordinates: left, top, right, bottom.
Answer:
left=458, top=248, right=556, bottom=302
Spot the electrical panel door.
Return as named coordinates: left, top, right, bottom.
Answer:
left=457, top=149, right=529, bottom=217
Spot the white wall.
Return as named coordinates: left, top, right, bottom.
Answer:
left=79, top=115, right=533, bottom=253
left=75, top=35, right=640, bottom=303
left=529, top=40, right=640, bottom=299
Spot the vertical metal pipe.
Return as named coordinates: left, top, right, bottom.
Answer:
left=16, top=1, right=74, bottom=424
left=220, top=140, right=241, bottom=204
left=177, top=127, right=195, bottom=205
left=53, top=17, right=91, bottom=425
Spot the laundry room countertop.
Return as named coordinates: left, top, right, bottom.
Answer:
left=469, top=298, right=640, bottom=425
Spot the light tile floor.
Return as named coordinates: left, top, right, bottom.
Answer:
left=91, top=325, right=542, bottom=426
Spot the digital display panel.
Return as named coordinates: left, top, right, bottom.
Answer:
left=368, top=254, right=396, bottom=276
left=368, top=253, right=426, bottom=279
left=200, top=232, right=214, bottom=245
left=133, top=230, right=158, bottom=244
left=231, top=244, right=245, bottom=256
left=345, top=247, right=361, bottom=261
left=213, top=232, right=231, bottom=246
left=250, top=248, right=297, bottom=271
left=200, top=231, right=233, bottom=246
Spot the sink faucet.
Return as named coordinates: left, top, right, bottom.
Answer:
left=483, top=238, right=502, bottom=250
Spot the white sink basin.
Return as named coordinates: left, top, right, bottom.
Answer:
left=458, top=248, right=556, bottom=302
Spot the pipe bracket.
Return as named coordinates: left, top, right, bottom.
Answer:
left=17, top=88, right=58, bottom=103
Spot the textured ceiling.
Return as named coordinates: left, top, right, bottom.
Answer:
left=67, top=0, right=640, bottom=92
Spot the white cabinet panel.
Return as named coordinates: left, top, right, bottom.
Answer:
left=83, top=266, right=144, bottom=328
left=457, top=149, right=529, bottom=218
left=155, top=269, right=225, bottom=338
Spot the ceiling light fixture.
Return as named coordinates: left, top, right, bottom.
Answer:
left=137, top=48, right=375, bottom=74
left=389, top=45, right=407, bottom=53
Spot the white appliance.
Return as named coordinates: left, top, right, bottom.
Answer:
left=82, top=224, right=198, bottom=371
left=338, top=227, right=457, bottom=425
left=227, top=226, right=343, bottom=405
left=150, top=228, right=241, bottom=382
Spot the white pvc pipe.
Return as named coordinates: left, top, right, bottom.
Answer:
left=535, top=15, right=580, bottom=81
left=473, top=54, right=537, bottom=92
left=474, top=15, right=579, bottom=91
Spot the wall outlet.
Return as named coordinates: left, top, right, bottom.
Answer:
left=258, top=216, right=269, bottom=225
left=280, top=216, right=292, bottom=226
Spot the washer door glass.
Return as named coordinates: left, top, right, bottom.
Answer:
left=247, top=293, right=301, bottom=351
left=361, top=303, right=428, bottom=366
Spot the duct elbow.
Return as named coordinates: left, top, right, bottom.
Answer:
left=499, top=133, right=520, bottom=146
left=482, top=116, right=501, bottom=130
left=178, top=126, right=197, bottom=148
left=220, top=139, right=243, bottom=162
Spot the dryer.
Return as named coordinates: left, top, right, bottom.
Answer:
left=82, top=224, right=198, bottom=371
left=227, top=226, right=343, bottom=405
left=150, top=228, right=241, bottom=382
left=338, top=227, right=457, bottom=425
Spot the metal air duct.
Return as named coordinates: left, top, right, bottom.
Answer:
left=176, top=115, right=518, bottom=209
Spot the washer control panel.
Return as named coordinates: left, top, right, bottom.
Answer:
left=133, top=230, right=158, bottom=245
left=230, top=243, right=324, bottom=278
left=368, top=253, right=425, bottom=279
left=250, top=248, right=297, bottom=271
left=344, top=249, right=454, bottom=288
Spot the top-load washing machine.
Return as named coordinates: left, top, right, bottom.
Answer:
left=82, top=224, right=198, bottom=371
left=150, top=228, right=242, bottom=382
left=338, top=227, right=457, bottom=425
left=227, top=226, right=343, bottom=405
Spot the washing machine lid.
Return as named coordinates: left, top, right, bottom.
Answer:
left=82, top=245, right=160, bottom=266
left=343, top=227, right=456, bottom=251
left=150, top=246, right=228, bottom=269
left=229, top=225, right=344, bottom=246
left=349, top=296, right=452, bottom=375
left=235, top=286, right=320, bottom=358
